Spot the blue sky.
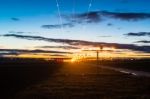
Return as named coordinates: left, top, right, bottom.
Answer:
left=0, top=0, right=150, bottom=58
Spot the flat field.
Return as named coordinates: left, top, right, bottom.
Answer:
left=0, top=59, right=150, bottom=99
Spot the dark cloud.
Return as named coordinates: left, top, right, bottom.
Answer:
left=64, top=11, right=150, bottom=24
left=74, top=11, right=102, bottom=23
left=41, top=11, right=150, bottom=29
left=101, top=11, right=150, bottom=21
left=9, top=31, right=24, bottom=34
left=50, top=54, right=66, bottom=57
left=98, top=36, right=112, bottom=38
left=2, top=34, right=150, bottom=53
left=41, top=23, right=74, bottom=29
left=0, top=49, right=72, bottom=54
left=9, top=31, right=37, bottom=34
left=11, top=18, right=20, bottom=21
left=113, top=44, right=150, bottom=53
left=107, top=23, right=113, bottom=26
left=42, top=11, right=102, bottom=29
left=0, top=48, right=72, bottom=57
left=63, top=11, right=102, bottom=24
left=36, top=46, right=79, bottom=50
left=117, top=27, right=122, bottom=30
left=0, top=52, right=19, bottom=56
left=135, top=40, right=150, bottom=43
left=2, top=34, right=81, bottom=44
left=124, top=32, right=150, bottom=36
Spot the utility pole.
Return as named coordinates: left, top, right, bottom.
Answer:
left=96, top=50, right=99, bottom=65
left=96, top=45, right=103, bottom=65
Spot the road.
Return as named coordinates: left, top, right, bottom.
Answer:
left=97, top=64, right=150, bottom=77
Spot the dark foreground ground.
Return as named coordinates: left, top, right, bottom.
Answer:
left=0, top=59, right=150, bottom=99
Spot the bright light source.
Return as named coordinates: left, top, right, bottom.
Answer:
left=71, top=58, right=76, bottom=63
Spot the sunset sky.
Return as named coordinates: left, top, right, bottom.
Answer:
left=0, top=0, right=150, bottom=58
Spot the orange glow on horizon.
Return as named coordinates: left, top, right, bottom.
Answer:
left=2, top=47, right=150, bottom=59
